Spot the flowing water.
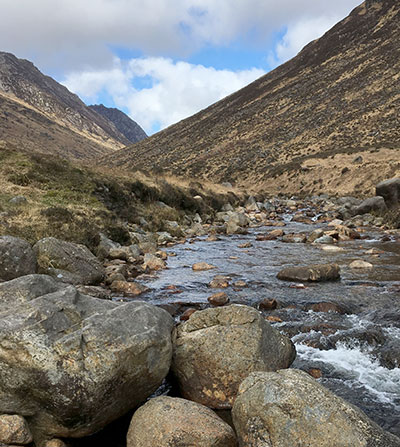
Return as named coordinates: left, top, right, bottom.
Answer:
left=135, top=220, right=400, bottom=436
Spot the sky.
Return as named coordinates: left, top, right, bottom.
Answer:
left=0, top=0, right=362, bottom=135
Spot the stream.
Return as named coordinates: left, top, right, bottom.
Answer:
left=135, top=219, right=400, bottom=437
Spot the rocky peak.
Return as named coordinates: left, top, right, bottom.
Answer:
left=0, top=51, right=130, bottom=149
left=89, top=104, right=147, bottom=144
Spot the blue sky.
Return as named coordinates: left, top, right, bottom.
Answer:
left=0, top=0, right=362, bottom=135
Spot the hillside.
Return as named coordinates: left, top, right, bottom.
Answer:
left=0, top=52, right=143, bottom=159
left=102, top=0, right=400, bottom=196
left=89, top=104, right=147, bottom=143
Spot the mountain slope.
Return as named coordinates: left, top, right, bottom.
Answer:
left=102, top=0, right=400, bottom=196
left=89, top=104, right=147, bottom=144
left=0, top=52, right=141, bottom=159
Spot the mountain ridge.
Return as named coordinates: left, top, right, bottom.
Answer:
left=101, top=0, right=400, bottom=196
left=0, top=52, right=146, bottom=160
left=89, top=104, right=147, bottom=144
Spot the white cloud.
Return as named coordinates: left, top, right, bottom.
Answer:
left=62, top=58, right=265, bottom=133
left=268, top=15, right=344, bottom=68
left=0, top=0, right=362, bottom=71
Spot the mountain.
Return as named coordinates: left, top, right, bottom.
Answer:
left=0, top=52, right=143, bottom=159
left=102, top=0, right=400, bottom=196
left=89, top=104, right=147, bottom=144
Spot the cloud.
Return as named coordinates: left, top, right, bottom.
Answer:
left=0, top=0, right=362, bottom=71
left=268, top=15, right=344, bottom=68
left=62, top=57, right=265, bottom=133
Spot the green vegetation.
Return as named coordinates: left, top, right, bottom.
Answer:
left=0, top=143, right=232, bottom=247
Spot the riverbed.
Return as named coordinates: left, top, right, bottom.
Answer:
left=137, top=219, right=400, bottom=436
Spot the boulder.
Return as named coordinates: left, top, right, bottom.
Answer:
left=0, top=414, right=32, bottom=445
left=33, top=237, right=104, bottom=285
left=126, top=396, right=237, bottom=447
left=376, top=178, right=400, bottom=208
left=351, top=196, right=387, bottom=216
left=232, top=369, right=400, bottom=447
left=142, top=253, right=166, bottom=270
left=277, top=263, right=340, bottom=282
left=95, top=233, right=120, bottom=260
left=0, top=236, right=37, bottom=281
left=172, top=305, right=295, bottom=409
left=0, top=275, right=173, bottom=440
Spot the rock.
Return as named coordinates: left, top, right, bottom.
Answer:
left=259, top=298, right=277, bottom=311
left=208, top=276, right=230, bottom=288
left=0, top=415, right=32, bottom=445
left=232, top=369, right=400, bottom=447
left=307, top=229, right=324, bottom=243
left=142, top=253, right=166, bottom=270
left=266, top=315, right=283, bottom=323
left=321, top=245, right=344, bottom=252
left=308, top=368, right=322, bottom=379
left=226, top=221, right=243, bottom=235
left=282, top=233, right=307, bottom=243
left=351, top=196, right=387, bottom=216
left=76, top=285, right=111, bottom=300
left=95, top=233, right=120, bottom=260
left=110, top=280, right=150, bottom=296
left=313, top=235, right=335, bottom=244
left=109, top=247, right=129, bottom=260
left=180, top=308, right=197, bottom=321
left=349, top=259, right=373, bottom=269
left=126, top=396, right=237, bottom=447
left=138, top=241, right=157, bottom=254
left=277, top=264, right=340, bottom=282
left=228, top=212, right=249, bottom=228
left=8, top=196, right=27, bottom=205
left=192, top=262, right=217, bottom=271
left=172, top=305, right=295, bottom=409
left=238, top=242, right=253, bottom=248
left=234, top=280, right=247, bottom=288
left=309, top=301, right=346, bottom=314
left=33, top=237, right=104, bottom=285
left=208, top=292, right=229, bottom=306
left=42, top=439, right=67, bottom=447
left=376, top=178, right=400, bottom=208
left=0, top=275, right=174, bottom=440
left=257, top=229, right=285, bottom=241
left=0, top=236, right=37, bottom=281
left=335, top=225, right=361, bottom=240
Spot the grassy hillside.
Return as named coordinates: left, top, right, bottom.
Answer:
left=101, top=0, right=400, bottom=196
left=0, top=141, right=237, bottom=247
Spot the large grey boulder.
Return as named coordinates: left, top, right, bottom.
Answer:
left=33, top=237, right=105, bottom=285
left=277, top=263, right=340, bottom=282
left=351, top=196, right=387, bottom=216
left=376, top=178, right=400, bottom=208
left=0, top=275, right=173, bottom=441
left=0, top=236, right=36, bottom=281
left=172, top=305, right=295, bottom=409
left=232, top=369, right=400, bottom=447
left=126, top=396, right=237, bottom=447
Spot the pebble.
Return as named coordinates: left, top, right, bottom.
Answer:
left=349, top=260, right=373, bottom=269
left=192, top=262, right=217, bottom=271
left=208, top=292, right=229, bottom=306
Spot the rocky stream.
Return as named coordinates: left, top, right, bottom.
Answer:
left=135, top=217, right=400, bottom=437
